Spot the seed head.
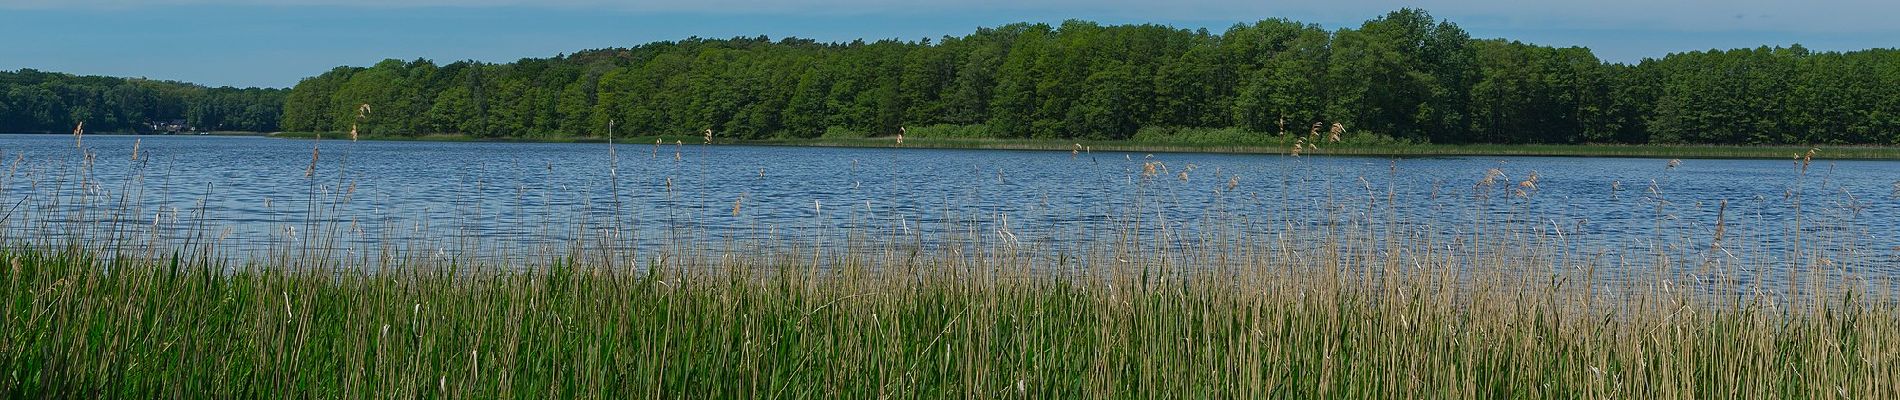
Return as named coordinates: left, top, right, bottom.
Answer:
left=305, top=146, right=320, bottom=178
left=1478, top=168, right=1504, bottom=187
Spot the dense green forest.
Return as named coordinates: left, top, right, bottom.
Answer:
left=6, top=9, right=1898, bottom=144
left=278, top=9, right=1900, bottom=145
left=0, top=69, right=284, bottom=133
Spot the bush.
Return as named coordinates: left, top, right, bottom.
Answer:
left=904, top=124, right=991, bottom=139
left=1336, top=130, right=1416, bottom=146
left=819, top=126, right=869, bottom=139
left=1129, top=126, right=1283, bottom=146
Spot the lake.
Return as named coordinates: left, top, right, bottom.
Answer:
left=3, top=134, right=1896, bottom=276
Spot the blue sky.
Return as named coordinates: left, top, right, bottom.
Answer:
left=2, top=0, right=1895, bottom=88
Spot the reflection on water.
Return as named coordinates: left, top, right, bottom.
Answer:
left=2, top=134, right=1895, bottom=278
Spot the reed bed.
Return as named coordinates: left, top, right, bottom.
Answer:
left=1, top=137, right=1897, bottom=398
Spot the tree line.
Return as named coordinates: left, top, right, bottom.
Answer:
left=0, top=69, right=284, bottom=133
left=12, top=9, right=1899, bottom=145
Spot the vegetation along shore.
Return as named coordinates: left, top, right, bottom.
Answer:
left=263, top=130, right=1900, bottom=160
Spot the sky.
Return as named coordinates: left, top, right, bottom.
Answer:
left=1, top=0, right=1895, bottom=88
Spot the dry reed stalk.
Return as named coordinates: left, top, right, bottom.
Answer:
left=131, top=139, right=140, bottom=161
left=73, top=121, right=84, bottom=148
left=352, top=104, right=371, bottom=142
left=306, top=134, right=320, bottom=178
left=606, top=120, right=619, bottom=173
left=1478, top=168, right=1503, bottom=188
left=1712, top=199, right=1727, bottom=249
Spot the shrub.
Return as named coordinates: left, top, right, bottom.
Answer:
left=819, top=126, right=869, bottom=139
left=904, top=124, right=991, bottom=139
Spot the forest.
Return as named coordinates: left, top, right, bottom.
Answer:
left=7, top=9, right=1898, bottom=144
left=0, top=69, right=284, bottom=133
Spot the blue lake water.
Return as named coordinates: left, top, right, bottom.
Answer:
left=3, top=134, right=1896, bottom=274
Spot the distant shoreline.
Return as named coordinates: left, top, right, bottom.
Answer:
left=4, top=131, right=270, bottom=136
left=256, top=132, right=1900, bottom=160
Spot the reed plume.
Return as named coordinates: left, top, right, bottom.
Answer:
left=1712, top=199, right=1728, bottom=249
left=1478, top=168, right=1504, bottom=188
left=1517, top=171, right=1539, bottom=191
left=306, top=133, right=320, bottom=178
left=350, top=103, right=371, bottom=142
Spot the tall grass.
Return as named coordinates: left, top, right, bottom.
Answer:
left=1, top=135, right=1897, bottom=398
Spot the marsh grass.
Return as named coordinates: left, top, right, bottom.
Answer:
left=1, top=135, right=1897, bottom=398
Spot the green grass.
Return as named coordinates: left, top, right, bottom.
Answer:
left=5, top=234, right=1897, bottom=398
